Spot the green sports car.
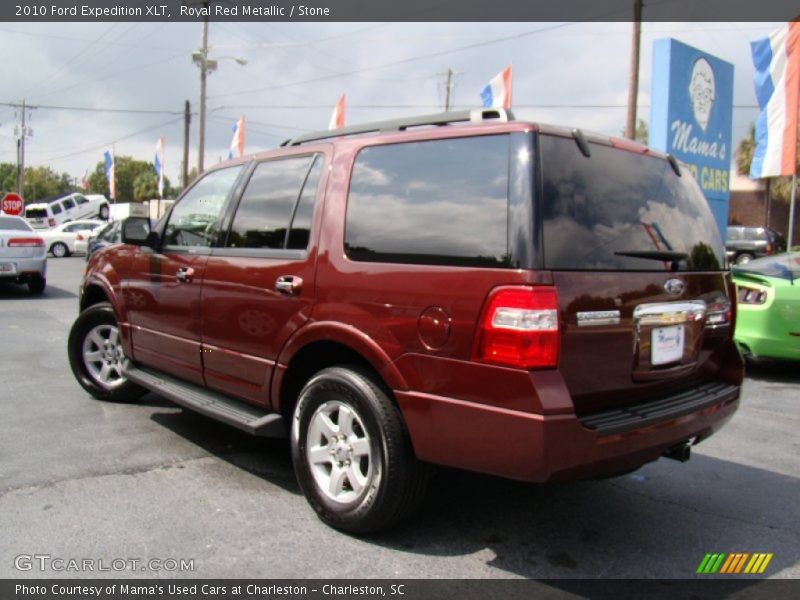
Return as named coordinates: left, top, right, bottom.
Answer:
left=732, top=252, right=800, bottom=361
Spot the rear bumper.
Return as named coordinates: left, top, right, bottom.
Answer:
left=396, top=379, right=740, bottom=482
left=0, top=256, right=47, bottom=280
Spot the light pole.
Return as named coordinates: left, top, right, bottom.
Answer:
left=192, top=21, right=246, bottom=174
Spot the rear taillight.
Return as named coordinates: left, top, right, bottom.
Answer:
left=765, top=243, right=773, bottom=255
left=76, top=233, right=84, bottom=241
left=48, top=218, right=56, bottom=227
left=738, top=286, right=768, bottom=305
left=8, top=237, right=44, bottom=248
left=474, top=286, right=560, bottom=369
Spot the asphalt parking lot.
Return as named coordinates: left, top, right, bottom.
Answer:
left=0, top=257, right=798, bottom=580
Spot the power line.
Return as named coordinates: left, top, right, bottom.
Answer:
left=0, top=101, right=182, bottom=115
left=36, top=116, right=183, bottom=164
left=208, top=22, right=579, bottom=100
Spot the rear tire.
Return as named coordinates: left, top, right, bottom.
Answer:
left=291, top=366, right=429, bottom=534
left=28, top=275, right=46, bottom=294
left=51, top=242, right=69, bottom=258
left=68, top=302, right=145, bottom=403
left=99, top=204, right=110, bottom=220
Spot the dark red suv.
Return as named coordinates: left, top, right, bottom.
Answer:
left=68, top=109, right=743, bottom=533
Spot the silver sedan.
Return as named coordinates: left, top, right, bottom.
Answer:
left=0, top=215, right=47, bottom=293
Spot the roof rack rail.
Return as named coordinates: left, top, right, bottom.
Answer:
left=281, top=108, right=515, bottom=146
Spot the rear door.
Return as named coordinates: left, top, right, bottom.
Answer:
left=200, top=153, right=326, bottom=405
left=125, top=165, right=244, bottom=384
left=538, top=134, right=732, bottom=415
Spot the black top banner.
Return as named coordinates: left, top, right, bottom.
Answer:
left=2, top=0, right=799, bottom=23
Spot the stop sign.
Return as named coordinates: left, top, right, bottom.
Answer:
left=1, top=192, right=24, bottom=216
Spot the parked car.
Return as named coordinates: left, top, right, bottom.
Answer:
left=732, top=252, right=800, bottom=362
left=84, top=220, right=121, bottom=259
left=68, top=109, right=743, bottom=533
left=24, top=193, right=109, bottom=230
left=0, top=215, right=46, bottom=293
left=725, top=226, right=786, bottom=265
left=39, top=219, right=105, bottom=257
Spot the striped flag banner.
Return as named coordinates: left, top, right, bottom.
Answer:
left=154, top=136, right=165, bottom=199
left=749, top=21, right=799, bottom=179
left=329, top=94, right=346, bottom=130
left=480, top=65, right=513, bottom=110
left=103, top=150, right=115, bottom=200
left=228, top=116, right=245, bottom=159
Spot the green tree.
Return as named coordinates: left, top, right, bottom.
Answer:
left=0, top=163, right=17, bottom=194
left=86, top=155, right=169, bottom=203
left=22, top=166, right=73, bottom=201
left=634, top=118, right=648, bottom=145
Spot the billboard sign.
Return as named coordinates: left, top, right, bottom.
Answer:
left=650, top=38, right=734, bottom=236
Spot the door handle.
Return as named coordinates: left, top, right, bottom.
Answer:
left=275, top=275, right=303, bottom=295
left=176, top=267, right=195, bottom=283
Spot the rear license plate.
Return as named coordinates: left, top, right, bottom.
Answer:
left=0, top=262, right=17, bottom=274
left=652, top=325, right=685, bottom=365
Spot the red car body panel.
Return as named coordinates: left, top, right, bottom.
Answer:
left=80, top=116, right=744, bottom=483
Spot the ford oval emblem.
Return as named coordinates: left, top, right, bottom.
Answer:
left=664, top=278, right=685, bottom=296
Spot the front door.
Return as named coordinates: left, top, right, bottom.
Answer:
left=125, top=165, right=244, bottom=385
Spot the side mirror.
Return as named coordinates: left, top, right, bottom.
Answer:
left=121, top=217, right=153, bottom=246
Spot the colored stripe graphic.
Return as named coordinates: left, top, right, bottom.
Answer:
left=698, top=553, right=774, bottom=574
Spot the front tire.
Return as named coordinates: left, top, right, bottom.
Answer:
left=736, top=252, right=755, bottom=265
left=291, top=367, right=429, bottom=534
left=68, top=302, right=145, bottom=403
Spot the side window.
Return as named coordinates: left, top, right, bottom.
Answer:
left=64, top=223, right=81, bottom=232
left=227, top=155, right=321, bottom=250
left=345, top=136, right=510, bottom=267
left=164, top=166, right=243, bottom=248
left=287, top=156, right=323, bottom=250
left=50, top=203, right=63, bottom=216
left=62, top=198, right=76, bottom=211
left=74, top=195, right=89, bottom=205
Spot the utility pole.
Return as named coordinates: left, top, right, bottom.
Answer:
left=197, top=11, right=209, bottom=174
left=439, top=68, right=460, bottom=111
left=183, top=100, right=191, bottom=189
left=15, top=100, right=33, bottom=196
left=444, top=68, right=454, bottom=111
left=625, top=0, right=643, bottom=140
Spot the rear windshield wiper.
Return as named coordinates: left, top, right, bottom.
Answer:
left=614, top=250, right=688, bottom=262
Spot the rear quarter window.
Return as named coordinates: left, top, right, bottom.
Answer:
left=540, top=134, right=724, bottom=271
left=345, top=135, right=510, bottom=267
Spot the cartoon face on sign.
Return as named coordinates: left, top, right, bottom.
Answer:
left=689, top=58, right=715, bottom=132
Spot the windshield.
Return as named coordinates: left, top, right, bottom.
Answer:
left=733, top=253, right=800, bottom=282
left=540, top=135, right=725, bottom=271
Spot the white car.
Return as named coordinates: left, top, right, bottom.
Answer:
left=39, top=219, right=106, bottom=257
left=24, top=193, right=110, bottom=230
left=0, top=215, right=47, bottom=293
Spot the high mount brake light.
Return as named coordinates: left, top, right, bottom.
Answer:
left=474, top=286, right=560, bottom=369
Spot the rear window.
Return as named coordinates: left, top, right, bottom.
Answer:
left=25, top=208, right=47, bottom=219
left=540, top=135, right=724, bottom=271
left=733, top=253, right=800, bottom=282
left=743, top=228, right=766, bottom=241
left=0, top=217, right=34, bottom=231
left=345, top=135, right=509, bottom=267
left=726, top=228, right=742, bottom=241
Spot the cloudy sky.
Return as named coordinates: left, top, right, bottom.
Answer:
left=0, top=20, right=781, bottom=189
